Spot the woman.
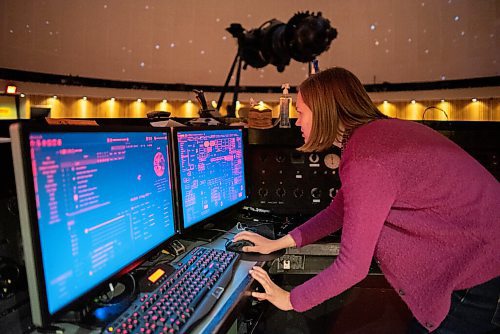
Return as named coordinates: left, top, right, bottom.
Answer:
left=233, top=67, right=500, bottom=333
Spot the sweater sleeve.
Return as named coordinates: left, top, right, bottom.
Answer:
left=288, top=189, right=344, bottom=247
left=289, top=156, right=397, bottom=312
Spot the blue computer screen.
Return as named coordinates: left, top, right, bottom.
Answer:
left=29, top=131, right=176, bottom=315
left=176, top=128, right=246, bottom=229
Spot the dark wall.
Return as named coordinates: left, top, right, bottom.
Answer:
left=245, top=121, right=500, bottom=215
left=0, top=119, right=498, bottom=258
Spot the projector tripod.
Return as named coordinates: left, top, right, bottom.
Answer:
left=217, top=50, right=243, bottom=118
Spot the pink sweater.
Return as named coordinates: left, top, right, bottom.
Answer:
left=289, top=119, right=500, bottom=331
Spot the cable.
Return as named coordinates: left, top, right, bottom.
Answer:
left=93, top=273, right=136, bottom=307
left=258, top=19, right=275, bottom=30
left=422, top=106, right=449, bottom=121
left=236, top=220, right=283, bottom=232
left=204, top=228, right=237, bottom=235
left=136, top=250, right=176, bottom=273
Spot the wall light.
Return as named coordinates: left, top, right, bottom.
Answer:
left=411, top=100, right=416, bottom=104
left=53, top=95, right=57, bottom=99
left=83, top=96, right=87, bottom=101
left=383, top=100, right=388, bottom=104
left=137, top=98, right=142, bottom=103
left=110, top=97, right=115, bottom=101
left=20, top=93, right=25, bottom=98
left=472, top=98, right=477, bottom=102
left=6, top=85, right=17, bottom=94
left=162, top=99, right=167, bottom=103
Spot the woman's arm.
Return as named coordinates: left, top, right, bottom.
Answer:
left=290, top=157, right=397, bottom=311
left=246, top=162, right=396, bottom=313
left=288, top=188, right=344, bottom=247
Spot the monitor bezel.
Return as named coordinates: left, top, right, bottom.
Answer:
left=10, top=122, right=179, bottom=327
left=172, top=126, right=249, bottom=234
left=170, top=126, right=248, bottom=234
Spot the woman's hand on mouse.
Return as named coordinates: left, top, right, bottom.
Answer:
left=249, top=266, right=293, bottom=311
left=233, top=231, right=274, bottom=253
left=233, top=231, right=296, bottom=254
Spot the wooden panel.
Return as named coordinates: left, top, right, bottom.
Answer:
left=19, top=95, right=500, bottom=121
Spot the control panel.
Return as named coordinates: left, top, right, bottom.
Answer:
left=246, top=145, right=342, bottom=215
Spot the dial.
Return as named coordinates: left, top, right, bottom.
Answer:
left=275, top=154, right=286, bottom=163
left=323, top=153, right=340, bottom=170
left=293, top=188, right=304, bottom=198
left=258, top=188, right=269, bottom=197
left=311, top=187, right=321, bottom=198
left=309, top=153, right=319, bottom=163
left=276, top=187, right=286, bottom=198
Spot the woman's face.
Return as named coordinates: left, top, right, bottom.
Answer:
left=296, top=92, right=313, bottom=142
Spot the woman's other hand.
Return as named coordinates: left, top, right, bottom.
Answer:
left=249, top=266, right=293, bottom=311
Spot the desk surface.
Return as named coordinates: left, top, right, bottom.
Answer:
left=38, top=228, right=261, bottom=334
left=189, top=232, right=262, bottom=333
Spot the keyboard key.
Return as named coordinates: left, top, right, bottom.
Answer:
left=104, top=247, right=239, bottom=334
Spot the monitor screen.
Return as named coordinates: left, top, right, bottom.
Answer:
left=173, top=127, right=246, bottom=229
left=10, top=124, right=177, bottom=326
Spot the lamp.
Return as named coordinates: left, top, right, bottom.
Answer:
left=5, top=84, right=17, bottom=94
left=218, top=11, right=337, bottom=117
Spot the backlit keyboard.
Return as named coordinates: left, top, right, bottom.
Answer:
left=104, top=246, right=240, bottom=334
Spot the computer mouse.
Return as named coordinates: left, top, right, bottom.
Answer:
left=225, top=240, right=255, bottom=253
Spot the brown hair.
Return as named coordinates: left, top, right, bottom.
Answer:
left=298, top=67, right=387, bottom=152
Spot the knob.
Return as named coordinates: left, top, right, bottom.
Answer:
left=275, top=154, right=286, bottom=163
left=311, top=188, right=321, bottom=198
left=308, top=154, right=319, bottom=163
left=276, top=187, right=286, bottom=198
left=293, top=188, right=304, bottom=198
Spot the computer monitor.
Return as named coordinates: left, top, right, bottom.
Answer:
left=9, top=123, right=177, bottom=327
left=171, top=127, right=247, bottom=231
